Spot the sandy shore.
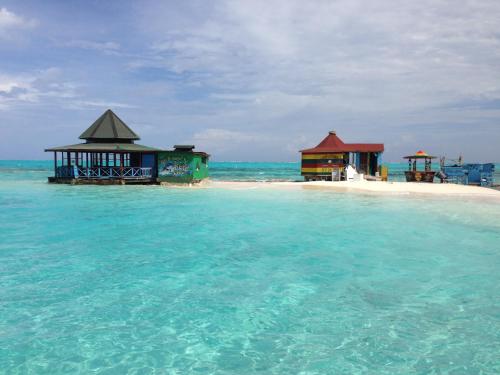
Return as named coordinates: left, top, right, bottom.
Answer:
left=203, top=180, right=500, bottom=197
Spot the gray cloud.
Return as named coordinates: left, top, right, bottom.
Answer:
left=129, top=0, right=500, bottom=161
left=1, top=1, right=499, bottom=161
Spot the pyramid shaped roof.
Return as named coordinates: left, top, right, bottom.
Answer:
left=79, top=109, right=140, bottom=141
left=301, top=131, right=384, bottom=153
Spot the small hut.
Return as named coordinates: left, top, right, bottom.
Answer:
left=45, top=109, right=209, bottom=184
left=300, top=131, right=384, bottom=181
left=158, top=145, right=209, bottom=184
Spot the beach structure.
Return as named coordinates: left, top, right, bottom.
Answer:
left=300, top=131, right=384, bottom=181
left=158, top=145, right=209, bottom=183
left=439, top=157, right=495, bottom=187
left=45, top=109, right=209, bottom=184
left=403, top=150, right=436, bottom=183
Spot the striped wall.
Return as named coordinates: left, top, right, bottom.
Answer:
left=301, top=153, right=346, bottom=175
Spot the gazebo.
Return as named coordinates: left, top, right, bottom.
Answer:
left=45, top=109, right=160, bottom=184
left=403, top=150, right=436, bottom=183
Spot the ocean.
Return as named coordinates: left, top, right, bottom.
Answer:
left=3, top=160, right=498, bottom=182
left=1, top=161, right=499, bottom=374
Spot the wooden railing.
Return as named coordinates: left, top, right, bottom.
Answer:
left=56, top=166, right=153, bottom=179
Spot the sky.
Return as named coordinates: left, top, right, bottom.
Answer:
left=0, top=0, right=499, bottom=162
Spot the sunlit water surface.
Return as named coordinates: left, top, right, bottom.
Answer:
left=1, top=161, right=499, bottom=374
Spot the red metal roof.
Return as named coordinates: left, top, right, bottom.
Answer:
left=300, top=131, right=384, bottom=153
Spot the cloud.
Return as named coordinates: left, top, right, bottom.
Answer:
left=190, top=128, right=263, bottom=155
left=137, top=0, right=500, bottom=109
left=61, top=40, right=120, bottom=54
left=0, top=68, right=77, bottom=104
left=68, top=100, right=137, bottom=110
left=0, top=7, right=37, bottom=38
left=1, top=1, right=500, bottom=160
left=193, top=128, right=260, bottom=142
left=128, top=0, right=500, bottom=160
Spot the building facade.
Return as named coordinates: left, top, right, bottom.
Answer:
left=300, top=131, right=384, bottom=181
left=45, top=110, right=209, bottom=184
left=158, top=146, right=209, bottom=184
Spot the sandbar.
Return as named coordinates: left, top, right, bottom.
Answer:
left=202, top=180, right=500, bottom=198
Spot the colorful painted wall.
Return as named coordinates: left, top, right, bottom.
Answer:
left=301, top=153, right=346, bottom=177
left=301, top=151, right=382, bottom=180
left=157, top=151, right=208, bottom=183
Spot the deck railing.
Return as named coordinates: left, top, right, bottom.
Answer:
left=56, top=166, right=153, bottom=179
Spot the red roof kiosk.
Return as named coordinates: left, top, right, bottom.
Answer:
left=300, top=131, right=384, bottom=181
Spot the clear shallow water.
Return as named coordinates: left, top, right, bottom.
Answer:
left=1, top=162, right=500, bottom=374
left=1, top=160, right=499, bottom=182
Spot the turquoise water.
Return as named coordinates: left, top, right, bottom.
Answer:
left=1, top=161, right=500, bottom=374
left=1, top=160, right=499, bottom=182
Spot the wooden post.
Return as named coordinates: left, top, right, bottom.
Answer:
left=54, top=152, right=57, bottom=176
left=120, top=153, right=124, bottom=176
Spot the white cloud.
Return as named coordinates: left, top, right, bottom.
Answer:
left=61, top=40, right=120, bottom=54
left=190, top=128, right=263, bottom=155
left=135, top=0, right=500, bottom=110
left=2, top=1, right=499, bottom=160
left=193, top=128, right=259, bottom=142
left=0, top=7, right=37, bottom=37
left=129, top=0, right=500, bottom=160
left=68, top=100, right=136, bottom=109
left=0, top=68, right=138, bottom=114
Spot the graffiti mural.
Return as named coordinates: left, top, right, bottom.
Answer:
left=158, top=155, right=192, bottom=177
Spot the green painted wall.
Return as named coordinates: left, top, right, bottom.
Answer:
left=157, top=151, right=209, bottom=183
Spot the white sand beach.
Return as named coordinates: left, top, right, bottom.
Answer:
left=203, top=180, right=500, bottom=197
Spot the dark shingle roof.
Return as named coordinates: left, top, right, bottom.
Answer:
left=45, top=143, right=160, bottom=152
left=79, top=109, right=140, bottom=141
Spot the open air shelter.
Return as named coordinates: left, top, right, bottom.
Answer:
left=45, top=109, right=160, bottom=183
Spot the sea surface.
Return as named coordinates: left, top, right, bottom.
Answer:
left=1, top=161, right=500, bottom=374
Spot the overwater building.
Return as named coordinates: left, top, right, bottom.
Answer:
left=300, top=131, right=384, bottom=181
left=45, top=109, right=209, bottom=184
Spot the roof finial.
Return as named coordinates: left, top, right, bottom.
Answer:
left=329, top=130, right=336, bottom=135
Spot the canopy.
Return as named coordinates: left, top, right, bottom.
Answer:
left=404, top=150, right=436, bottom=159
left=301, top=131, right=384, bottom=154
left=79, top=109, right=140, bottom=141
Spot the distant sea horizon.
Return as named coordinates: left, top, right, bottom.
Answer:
left=1, top=160, right=498, bottom=183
